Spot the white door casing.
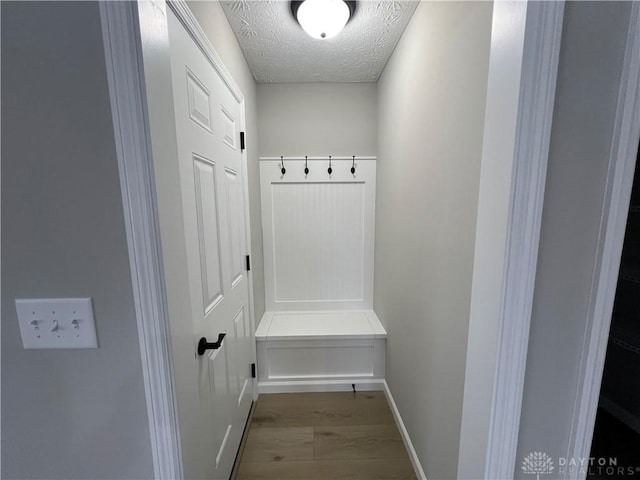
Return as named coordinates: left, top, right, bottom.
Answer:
left=167, top=9, right=253, bottom=479
left=458, top=1, right=564, bottom=478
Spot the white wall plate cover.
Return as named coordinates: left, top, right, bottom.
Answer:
left=15, top=298, right=98, bottom=349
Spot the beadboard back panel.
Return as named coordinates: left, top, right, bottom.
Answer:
left=260, top=157, right=376, bottom=311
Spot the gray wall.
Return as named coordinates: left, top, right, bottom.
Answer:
left=257, top=82, right=377, bottom=157
left=1, top=2, right=154, bottom=479
left=374, top=2, right=493, bottom=478
left=188, top=0, right=265, bottom=322
left=516, top=2, right=632, bottom=473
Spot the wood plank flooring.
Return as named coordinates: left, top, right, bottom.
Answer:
left=235, top=391, right=417, bottom=480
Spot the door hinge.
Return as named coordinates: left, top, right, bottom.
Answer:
left=240, top=131, right=245, bottom=151
left=251, top=363, right=256, bottom=378
left=246, top=254, right=251, bottom=271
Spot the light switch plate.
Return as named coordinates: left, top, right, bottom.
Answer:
left=15, top=298, right=98, bottom=349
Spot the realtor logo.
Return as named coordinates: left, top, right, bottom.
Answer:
left=522, top=451, right=555, bottom=480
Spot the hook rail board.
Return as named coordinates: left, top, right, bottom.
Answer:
left=259, top=156, right=377, bottom=161
left=259, top=157, right=377, bottom=311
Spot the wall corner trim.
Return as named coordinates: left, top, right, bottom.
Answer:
left=99, top=2, right=183, bottom=478
left=383, top=381, right=427, bottom=480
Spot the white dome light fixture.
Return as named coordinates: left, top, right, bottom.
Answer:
left=292, top=0, right=356, bottom=40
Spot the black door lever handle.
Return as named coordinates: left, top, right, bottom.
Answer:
left=197, top=333, right=226, bottom=356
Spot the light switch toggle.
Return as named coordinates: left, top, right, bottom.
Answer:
left=51, top=320, right=59, bottom=333
left=30, top=320, right=41, bottom=338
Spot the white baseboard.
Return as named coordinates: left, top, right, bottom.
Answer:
left=599, top=396, right=640, bottom=435
left=383, top=380, right=427, bottom=480
left=257, top=379, right=385, bottom=394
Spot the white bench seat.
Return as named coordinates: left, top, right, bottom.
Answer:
left=256, top=310, right=387, bottom=341
left=255, top=310, right=387, bottom=393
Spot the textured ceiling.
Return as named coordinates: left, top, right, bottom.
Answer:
left=220, top=0, right=419, bottom=83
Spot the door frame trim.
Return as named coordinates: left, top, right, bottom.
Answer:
left=99, top=1, right=257, bottom=478
left=458, top=2, right=564, bottom=478
left=484, top=3, right=566, bottom=477
left=566, top=4, right=640, bottom=477
left=99, top=2, right=183, bottom=478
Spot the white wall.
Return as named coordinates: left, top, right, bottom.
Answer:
left=1, top=2, right=154, bottom=478
left=516, top=2, right=633, bottom=473
left=188, top=0, right=265, bottom=322
left=374, top=2, right=493, bottom=478
left=257, top=82, right=377, bottom=157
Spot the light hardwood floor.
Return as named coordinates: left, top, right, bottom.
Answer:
left=234, top=391, right=417, bottom=480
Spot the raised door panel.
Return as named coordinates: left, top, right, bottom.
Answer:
left=208, top=344, right=233, bottom=473
left=221, top=105, right=237, bottom=151
left=225, top=168, right=244, bottom=288
left=186, top=68, right=213, bottom=133
left=233, top=306, right=251, bottom=407
left=193, top=155, right=224, bottom=314
left=216, top=93, right=242, bottom=173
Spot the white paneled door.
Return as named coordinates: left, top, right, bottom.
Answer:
left=168, top=10, right=252, bottom=479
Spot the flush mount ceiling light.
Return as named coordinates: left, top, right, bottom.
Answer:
left=291, top=0, right=356, bottom=40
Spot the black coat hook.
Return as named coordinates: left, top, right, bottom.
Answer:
left=304, top=155, right=309, bottom=175
left=328, top=155, right=332, bottom=175
left=280, top=156, right=286, bottom=175
left=351, top=155, right=356, bottom=174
